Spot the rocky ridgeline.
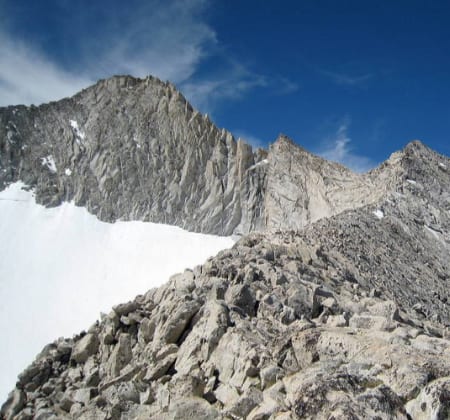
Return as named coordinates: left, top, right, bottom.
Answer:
left=2, top=142, right=450, bottom=419
left=0, top=74, right=429, bottom=236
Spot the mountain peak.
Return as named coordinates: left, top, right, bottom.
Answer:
left=406, top=138, right=425, bottom=146
left=402, top=139, right=429, bottom=154
left=271, top=133, right=311, bottom=157
left=1, top=74, right=448, bottom=237
left=274, top=133, right=295, bottom=145
left=96, top=74, right=168, bottom=89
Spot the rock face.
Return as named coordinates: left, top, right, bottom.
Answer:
left=0, top=74, right=419, bottom=236
left=1, top=76, right=450, bottom=418
left=264, top=136, right=403, bottom=230
left=0, top=75, right=267, bottom=235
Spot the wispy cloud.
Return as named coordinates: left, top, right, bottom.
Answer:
left=180, top=62, right=267, bottom=113
left=318, top=118, right=376, bottom=173
left=0, top=0, right=215, bottom=106
left=0, top=32, right=93, bottom=106
left=89, top=0, right=217, bottom=84
left=320, top=69, right=373, bottom=86
left=273, top=77, right=300, bottom=95
left=0, top=0, right=297, bottom=111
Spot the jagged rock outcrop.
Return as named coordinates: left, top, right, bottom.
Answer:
left=0, top=74, right=424, bottom=236
left=2, top=136, right=449, bottom=419
left=263, top=135, right=404, bottom=230
left=0, top=75, right=268, bottom=235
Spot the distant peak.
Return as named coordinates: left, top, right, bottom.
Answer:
left=401, top=140, right=435, bottom=160
left=272, top=134, right=312, bottom=156
left=274, top=133, right=295, bottom=145
left=404, top=139, right=426, bottom=151
left=272, top=134, right=301, bottom=151
left=94, top=74, right=172, bottom=92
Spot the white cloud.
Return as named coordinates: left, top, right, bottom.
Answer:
left=180, top=62, right=267, bottom=113
left=0, top=0, right=216, bottom=106
left=92, top=0, right=217, bottom=84
left=318, top=119, right=376, bottom=173
left=0, top=32, right=93, bottom=106
left=0, top=0, right=298, bottom=111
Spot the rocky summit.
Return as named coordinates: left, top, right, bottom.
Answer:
left=1, top=75, right=449, bottom=419
left=0, top=75, right=416, bottom=236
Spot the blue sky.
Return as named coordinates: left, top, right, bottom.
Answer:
left=1, top=0, right=449, bottom=171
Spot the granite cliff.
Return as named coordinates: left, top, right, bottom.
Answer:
left=0, top=75, right=413, bottom=236
left=0, top=75, right=265, bottom=235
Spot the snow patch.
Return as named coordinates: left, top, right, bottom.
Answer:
left=0, top=182, right=235, bottom=401
left=69, top=119, right=86, bottom=143
left=69, top=119, right=79, bottom=130
left=248, top=159, right=269, bottom=171
left=406, top=179, right=417, bottom=185
left=373, top=209, right=384, bottom=219
left=41, top=155, right=57, bottom=173
left=65, top=168, right=72, bottom=176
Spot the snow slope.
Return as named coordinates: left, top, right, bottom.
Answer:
left=0, top=182, right=235, bottom=402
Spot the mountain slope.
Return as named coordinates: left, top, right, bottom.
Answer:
left=2, top=139, right=449, bottom=419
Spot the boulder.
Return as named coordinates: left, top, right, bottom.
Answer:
left=71, top=333, right=100, bottom=364
left=0, top=389, right=26, bottom=418
left=107, top=333, right=132, bottom=377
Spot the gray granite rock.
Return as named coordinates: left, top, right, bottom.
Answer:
left=1, top=75, right=450, bottom=419
left=71, top=333, right=99, bottom=364
left=2, top=76, right=443, bottom=238
left=6, top=157, right=449, bottom=418
left=0, top=75, right=267, bottom=235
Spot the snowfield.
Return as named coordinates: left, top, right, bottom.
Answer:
left=0, top=182, right=235, bottom=401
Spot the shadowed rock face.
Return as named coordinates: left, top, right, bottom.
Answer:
left=1, top=76, right=450, bottom=419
